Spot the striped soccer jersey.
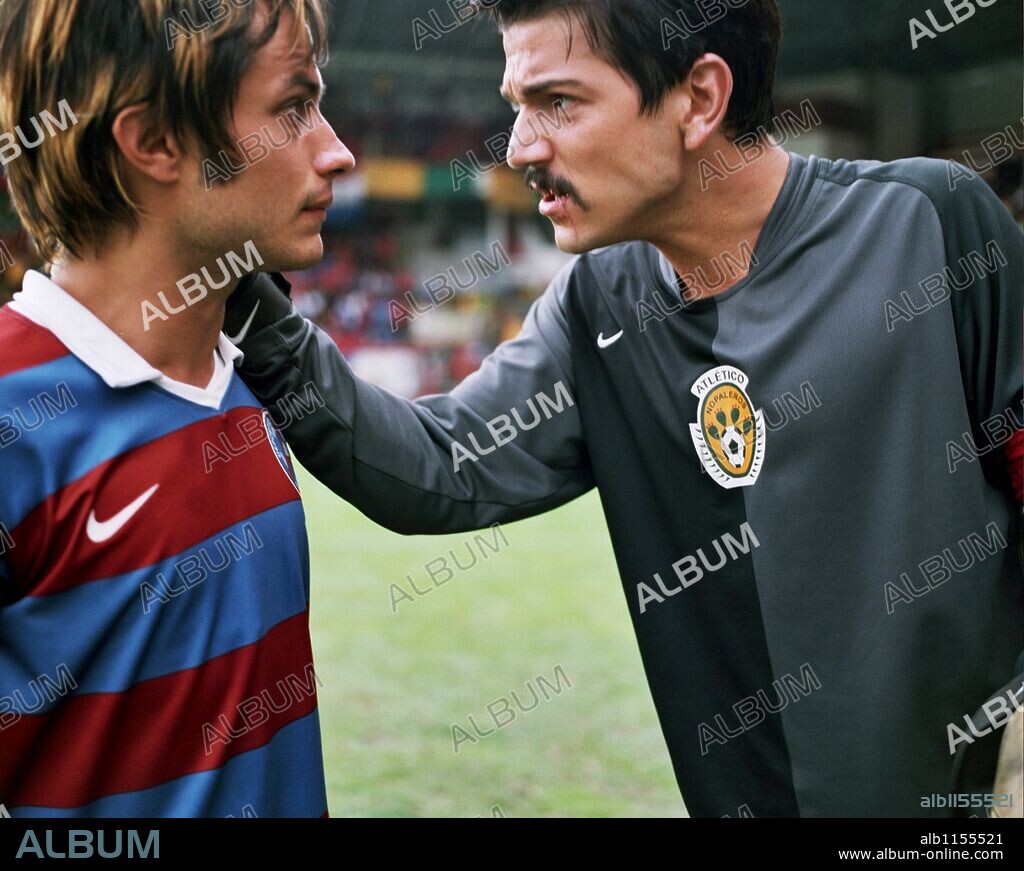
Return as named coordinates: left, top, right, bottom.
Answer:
left=0, top=270, right=327, bottom=817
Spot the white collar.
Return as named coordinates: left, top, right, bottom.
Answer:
left=10, top=269, right=244, bottom=409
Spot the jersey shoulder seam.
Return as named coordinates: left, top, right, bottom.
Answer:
left=817, top=160, right=960, bottom=238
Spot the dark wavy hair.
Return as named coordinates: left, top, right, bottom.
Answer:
left=478, top=0, right=782, bottom=139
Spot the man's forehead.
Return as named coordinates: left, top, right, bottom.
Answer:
left=500, top=16, right=595, bottom=100
left=248, top=14, right=318, bottom=82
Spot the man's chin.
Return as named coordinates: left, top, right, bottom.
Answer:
left=553, top=214, right=642, bottom=254
left=553, top=225, right=609, bottom=255
left=260, top=239, right=325, bottom=274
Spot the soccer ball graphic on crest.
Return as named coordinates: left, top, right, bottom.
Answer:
left=719, top=425, right=746, bottom=469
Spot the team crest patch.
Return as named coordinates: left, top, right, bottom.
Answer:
left=689, top=366, right=765, bottom=489
left=263, top=409, right=300, bottom=493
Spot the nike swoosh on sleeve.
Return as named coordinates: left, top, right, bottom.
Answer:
left=227, top=301, right=261, bottom=345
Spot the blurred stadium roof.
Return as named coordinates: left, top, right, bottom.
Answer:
left=323, top=0, right=1022, bottom=84
left=318, top=0, right=1022, bottom=134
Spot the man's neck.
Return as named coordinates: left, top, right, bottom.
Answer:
left=50, top=228, right=235, bottom=388
left=651, top=141, right=792, bottom=302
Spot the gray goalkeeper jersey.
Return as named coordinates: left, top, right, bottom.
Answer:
left=227, top=152, right=1023, bottom=817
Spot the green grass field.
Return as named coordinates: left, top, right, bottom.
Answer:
left=298, top=466, right=687, bottom=817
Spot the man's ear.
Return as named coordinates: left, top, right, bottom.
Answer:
left=680, top=53, right=733, bottom=152
left=111, top=104, right=184, bottom=185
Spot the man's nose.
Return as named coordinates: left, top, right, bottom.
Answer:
left=316, top=125, right=356, bottom=177
left=506, top=111, right=554, bottom=170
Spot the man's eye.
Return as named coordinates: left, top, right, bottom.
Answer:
left=551, top=95, right=575, bottom=111
left=278, top=100, right=317, bottom=136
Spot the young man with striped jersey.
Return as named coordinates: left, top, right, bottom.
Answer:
left=0, top=0, right=353, bottom=816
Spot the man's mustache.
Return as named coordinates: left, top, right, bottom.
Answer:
left=523, top=167, right=590, bottom=211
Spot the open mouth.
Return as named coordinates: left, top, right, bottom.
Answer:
left=534, top=183, right=573, bottom=216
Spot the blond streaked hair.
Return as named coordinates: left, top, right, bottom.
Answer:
left=0, top=0, right=330, bottom=264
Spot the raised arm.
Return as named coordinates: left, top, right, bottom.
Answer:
left=224, top=263, right=594, bottom=534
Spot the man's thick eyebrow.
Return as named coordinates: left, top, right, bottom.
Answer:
left=285, top=73, right=326, bottom=100
left=501, top=78, right=584, bottom=103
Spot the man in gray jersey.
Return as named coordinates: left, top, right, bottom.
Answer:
left=223, top=0, right=1023, bottom=816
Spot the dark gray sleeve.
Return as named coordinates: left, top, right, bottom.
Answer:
left=864, top=158, right=1023, bottom=449
left=224, top=262, right=594, bottom=534
left=940, top=175, right=1023, bottom=435
left=926, top=164, right=1023, bottom=499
